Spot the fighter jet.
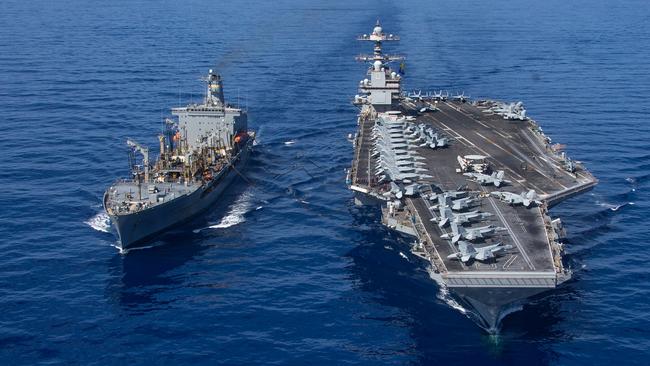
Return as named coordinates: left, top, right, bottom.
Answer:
left=451, top=92, right=469, bottom=102
left=447, top=241, right=512, bottom=263
left=418, top=135, right=438, bottom=148
left=383, top=182, right=421, bottom=199
left=372, top=130, right=409, bottom=141
left=376, top=170, right=419, bottom=183
left=405, top=130, right=421, bottom=140
left=407, top=90, right=423, bottom=101
left=383, top=182, right=405, bottom=199
left=422, top=132, right=448, bottom=149
left=431, top=193, right=476, bottom=211
left=432, top=134, right=448, bottom=148
left=376, top=161, right=421, bottom=174
left=448, top=196, right=477, bottom=211
left=435, top=207, right=493, bottom=228
left=441, top=222, right=505, bottom=243
left=463, top=170, right=511, bottom=187
left=438, top=190, right=468, bottom=199
left=375, top=151, right=411, bottom=167
left=564, top=159, right=576, bottom=173
left=491, top=190, right=542, bottom=207
left=406, top=124, right=448, bottom=148
left=502, top=110, right=527, bottom=121
left=372, top=114, right=432, bottom=182
left=375, top=156, right=422, bottom=182
left=486, top=101, right=527, bottom=120
left=432, top=90, right=448, bottom=101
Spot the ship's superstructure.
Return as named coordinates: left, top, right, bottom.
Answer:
left=353, top=23, right=403, bottom=109
left=104, top=70, right=255, bottom=251
left=347, top=21, right=597, bottom=331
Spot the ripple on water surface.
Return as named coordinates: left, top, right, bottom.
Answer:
left=1, top=0, right=650, bottom=364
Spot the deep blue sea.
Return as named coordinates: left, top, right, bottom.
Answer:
left=1, top=0, right=649, bottom=364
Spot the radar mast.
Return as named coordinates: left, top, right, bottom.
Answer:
left=354, top=20, right=404, bottom=109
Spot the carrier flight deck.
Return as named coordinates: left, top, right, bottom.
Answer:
left=347, top=21, right=597, bottom=331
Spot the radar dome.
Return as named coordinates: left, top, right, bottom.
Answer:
left=373, top=26, right=382, bottom=35
left=373, top=60, right=382, bottom=70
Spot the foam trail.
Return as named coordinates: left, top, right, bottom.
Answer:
left=399, top=251, right=409, bottom=262
left=253, top=126, right=262, bottom=146
left=596, top=201, right=634, bottom=211
left=427, top=267, right=468, bottom=314
left=111, top=242, right=155, bottom=255
left=193, top=190, right=254, bottom=233
left=611, top=202, right=634, bottom=211
left=437, top=285, right=468, bottom=315
left=86, top=212, right=111, bottom=233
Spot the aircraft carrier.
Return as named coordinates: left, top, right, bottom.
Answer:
left=103, top=70, right=255, bottom=251
left=347, top=22, right=597, bottom=332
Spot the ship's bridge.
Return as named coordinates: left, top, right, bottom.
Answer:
left=354, top=21, right=403, bottom=108
left=171, top=70, right=247, bottom=151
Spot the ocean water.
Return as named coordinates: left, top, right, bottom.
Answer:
left=1, top=0, right=649, bottom=364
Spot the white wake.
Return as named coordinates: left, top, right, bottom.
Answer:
left=193, top=190, right=255, bottom=233
left=86, top=212, right=111, bottom=233
left=596, top=201, right=634, bottom=211
left=427, top=267, right=468, bottom=314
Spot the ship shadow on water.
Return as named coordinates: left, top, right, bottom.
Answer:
left=346, top=202, right=570, bottom=365
left=105, top=237, right=208, bottom=312
left=105, top=180, right=253, bottom=312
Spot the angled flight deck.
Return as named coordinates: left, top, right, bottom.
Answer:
left=347, top=21, right=596, bottom=331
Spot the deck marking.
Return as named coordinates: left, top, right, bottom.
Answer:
left=474, top=132, right=525, bottom=163
left=429, top=111, right=549, bottom=194
left=475, top=120, right=511, bottom=139
left=474, top=126, right=558, bottom=187
left=445, top=102, right=513, bottom=138
left=503, top=254, right=518, bottom=269
left=431, top=116, right=528, bottom=181
left=521, top=127, right=577, bottom=184
left=483, top=191, right=535, bottom=270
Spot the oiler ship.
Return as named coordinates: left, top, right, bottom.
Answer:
left=347, top=22, right=597, bottom=332
left=104, top=70, right=255, bottom=251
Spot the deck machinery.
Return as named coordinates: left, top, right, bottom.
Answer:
left=347, top=21, right=597, bottom=332
left=104, top=70, right=255, bottom=251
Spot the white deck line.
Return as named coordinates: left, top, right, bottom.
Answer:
left=483, top=190, right=535, bottom=271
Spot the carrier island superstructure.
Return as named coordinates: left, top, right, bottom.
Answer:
left=104, top=70, right=255, bottom=251
left=347, top=22, right=597, bottom=332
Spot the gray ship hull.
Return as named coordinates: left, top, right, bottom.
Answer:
left=105, top=144, right=252, bottom=250
left=346, top=21, right=596, bottom=332
left=452, top=286, right=551, bottom=332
